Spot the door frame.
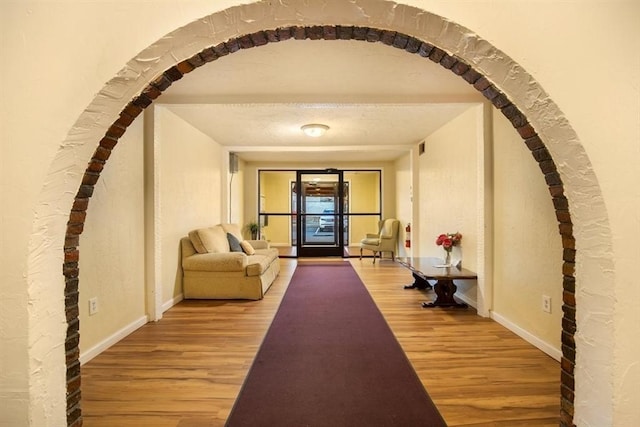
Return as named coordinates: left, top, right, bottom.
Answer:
left=296, top=169, right=346, bottom=257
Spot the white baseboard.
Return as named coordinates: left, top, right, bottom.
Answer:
left=490, top=311, right=562, bottom=361
left=79, top=295, right=184, bottom=366
left=162, top=293, right=184, bottom=312
left=79, top=315, right=148, bottom=365
left=455, top=293, right=477, bottom=309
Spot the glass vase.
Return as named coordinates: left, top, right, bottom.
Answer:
left=444, top=250, right=451, bottom=266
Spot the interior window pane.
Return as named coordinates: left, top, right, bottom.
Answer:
left=344, top=171, right=380, bottom=213
left=260, top=214, right=291, bottom=246
left=260, top=171, right=295, bottom=213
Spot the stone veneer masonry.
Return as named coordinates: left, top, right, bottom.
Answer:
left=63, top=26, right=577, bottom=427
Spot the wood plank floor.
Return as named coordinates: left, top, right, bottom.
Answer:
left=81, top=258, right=560, bottom=426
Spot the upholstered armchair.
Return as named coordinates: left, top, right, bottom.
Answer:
left=359, top=218, right=400, bottom=263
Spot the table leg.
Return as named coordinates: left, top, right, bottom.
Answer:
left=422, top=279, right=467, bottom=308
left=404, top=272, right=433, bottom=290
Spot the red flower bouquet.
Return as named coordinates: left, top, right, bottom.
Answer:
left=436, top=232, right=462, bottom=265
left=435, top=232, right=462, bottom=251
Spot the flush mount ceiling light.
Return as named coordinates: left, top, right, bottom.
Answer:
left=301, top=123, right=329, bottom=137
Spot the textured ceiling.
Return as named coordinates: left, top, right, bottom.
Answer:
left=160, top=39, right=484, bottom=163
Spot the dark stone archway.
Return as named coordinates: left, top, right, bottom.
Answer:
left=63, top=26, right=576, bottom=427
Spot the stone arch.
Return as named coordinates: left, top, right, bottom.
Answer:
left=67, top=25, right=576, bottom=426
left=26, top=2, right=613, bottom=426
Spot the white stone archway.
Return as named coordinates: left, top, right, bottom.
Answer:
left=27, top=1, right=614, bottom=425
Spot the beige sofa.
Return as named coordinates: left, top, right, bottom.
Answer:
left=180, top=223, right=280, bottom=300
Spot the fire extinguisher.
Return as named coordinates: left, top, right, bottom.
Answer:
left=405, top=223, right=411, bottom=248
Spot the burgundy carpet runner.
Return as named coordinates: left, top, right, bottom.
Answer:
left=225, top=261, right=447, bottom=426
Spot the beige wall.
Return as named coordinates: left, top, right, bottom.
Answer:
left=76, top=105, right=225, bottom=362
left=418, top=106, right=478, bottom=267
left=79, top=118, right=146, bottom=358
left=492, top=107, right=564, bottom=353
left=394, top=152, right=413, bottom=258
left=228, top=157, right=245, bottom=224
left=414, top=100, right=562, bottom=348
left=2, top=1, right=639, bottom=426
left=157, top=107, right=223, bottom=303
left=418, top=106, right=480, bottom=305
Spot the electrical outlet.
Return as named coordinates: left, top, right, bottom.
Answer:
left=89, top=297, right=98, bottom=316
left=542, top=295, right=551, bottom=313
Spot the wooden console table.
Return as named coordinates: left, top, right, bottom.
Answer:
left=397, top=257, right=477, bottom=308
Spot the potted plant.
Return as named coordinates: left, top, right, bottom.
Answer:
left=246, top=221, right=260, bottom=240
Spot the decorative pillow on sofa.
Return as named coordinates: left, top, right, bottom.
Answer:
left=189, top=225, right=229, bottom=253
left=221, top=223, right=244, bottom=241
left=240, top=240, right=256, bottom=255
left=227, top=233, right=243, bottom=252
left=188, top=230, right=208, bottom=253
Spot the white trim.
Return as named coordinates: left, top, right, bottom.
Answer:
left=79, top=316, right=149, bottom=365
left=455, top=292, right=477, bottom=310
left=144, top=107, right=163, bottom=322
left=476, top=103, right=494, bottom=318
left=491, top=311, right=562, bottom=361
left=79, top=294, right=183, bottom=366
left=162, top=294, right=184, bottom=313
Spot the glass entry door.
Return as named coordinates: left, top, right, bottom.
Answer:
left=295, top=170, right=346, bottom=257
